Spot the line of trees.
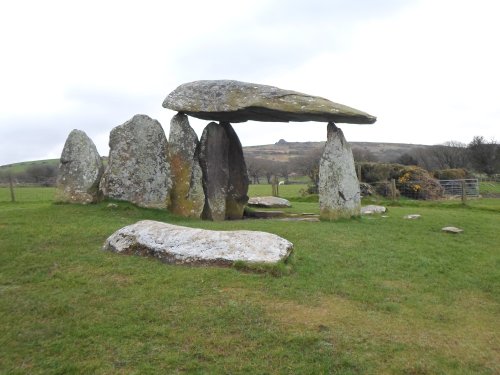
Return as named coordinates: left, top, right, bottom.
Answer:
left=397, top=136, right=499, bottom=176
left=0, top=164, right=58, bottom=186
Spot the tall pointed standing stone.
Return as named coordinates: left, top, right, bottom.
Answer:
left=319, top=122, right=361, bottom=220
left=222, top=122, right=249, bottom=219
left=199, top=122, right=229, bottom=221
left=198, top=122, right=249, bottom=220
left=168, top=113, right=205, bottom=218
left=55, top=129, right=103, bottom=204
left=100, top=114, right=171, bottom=209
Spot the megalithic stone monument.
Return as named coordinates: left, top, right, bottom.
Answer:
left=163, top=80, right=376, bottom=221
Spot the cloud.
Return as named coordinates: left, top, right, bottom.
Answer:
left=0, top=0, right=499, bottom=165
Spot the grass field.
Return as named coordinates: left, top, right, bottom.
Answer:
left=480, top=181, right=500, bottom=197
left=0, top=188, right=499, bottom=373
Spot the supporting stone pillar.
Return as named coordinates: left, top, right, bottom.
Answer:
left=319, top=122, right=361, bottom=220
left=168, top=113, right=205, bottom=218
left=222, top=122, right=249, bottom=220
left=199, top=122, right=229, bottom=221
left=199, top=122, right=249, bottom=221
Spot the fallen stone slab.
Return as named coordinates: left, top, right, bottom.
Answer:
left=404, top=214, right=421, bottom=220
left=442, top=226, right=464, bottom=233
left=277, top=217, right=320, bottom=222
left=245, top=210, right=287, bottom=219
left=163, top=80, right=376, bottom=124
left=248, top=196, right=291, bottom=208
left=103, top=220, right=293, bottom=265
left=361, top=205, right=387, bottom=215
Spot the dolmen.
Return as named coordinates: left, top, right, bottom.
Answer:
left=57, top=80, right=376, bottom=221
left=163, top=80, right=376, bottom=220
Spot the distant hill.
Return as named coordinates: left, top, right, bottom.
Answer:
left=243, top=140, right=427, bottom=163
left=0, top=159, right=60, bottom=173
left=0, top=142, right=426, bottom=171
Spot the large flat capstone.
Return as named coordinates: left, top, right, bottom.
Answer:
left=163, top=80, right=376, bottom=124
left=103, top=220, right=293, bottom=265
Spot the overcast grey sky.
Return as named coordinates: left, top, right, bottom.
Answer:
left=1, top=0, right=499, bottom=166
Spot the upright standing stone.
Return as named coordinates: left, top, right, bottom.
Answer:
left=319, top=122, right=361, bottom=220
left=199, top=122, right=249, bottom=220
left=222, top=122, right=249, bottom=219
left=199, top=122, right=229, bottom=221
left=100, top=114, right=171, bottom=209
left=55, top=129, right=103, bottom=204
left=168, top=113, right=205, bottom=218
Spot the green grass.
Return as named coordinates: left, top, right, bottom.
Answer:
left=0, top=187, right=55, bottom=202
left=0, top=192, right=499, bottom=373
left=248, top=183, right=308, bottom=199
left=480, top=181, right=500, bottom=196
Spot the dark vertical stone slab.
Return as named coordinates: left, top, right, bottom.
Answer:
left=168, top=113, right=205, bottom=218
left=319, top=122, right=361, bottom=220
left=222, top=122, right=249, bottom=219
left=199, top=122, right=229, bottom=221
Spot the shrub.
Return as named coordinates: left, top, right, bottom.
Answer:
left=359, top=162, right=405, bottom=183
left=433, top=168, right=471, bottom=180
left=373, top=181, right=400, bottom=198
left=396, top=166, right=443, bottom=200
left=359, top=182, right=375, bottom=196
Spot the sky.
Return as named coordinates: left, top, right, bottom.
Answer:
left=0, top=0, right=499, bottom=166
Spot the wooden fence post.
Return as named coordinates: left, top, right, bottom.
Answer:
left=9, top=174, right=15, bottom=202
left=391, top=178, right=396, bottom=202
left=461, top=180, right=466, bottom=205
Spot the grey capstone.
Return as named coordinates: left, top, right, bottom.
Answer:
left=163, top=80, right=377, bottom=124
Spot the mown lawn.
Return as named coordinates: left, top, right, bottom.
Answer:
left=0, top=191, right=499, bottom=374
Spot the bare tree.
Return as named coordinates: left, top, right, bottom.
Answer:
left=468, top=136, right=499, bottom=176
left=352, top=147, right=378, bottom=163
left=246, top=157, right=262, bottom=184
left=294, top=148, right=323, bottom=193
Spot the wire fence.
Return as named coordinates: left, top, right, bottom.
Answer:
left=0, top=179, right=498, bottom=203
left=0, top=185, right=55, bottom=202
left=367, top=179, right=481, bottom=200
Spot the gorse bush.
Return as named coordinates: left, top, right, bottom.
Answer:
left=433, top=168, right=472, bottom=180
left=396, top=166, right=443, bottom=200
left=358, top=162, right=404, bottom=183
